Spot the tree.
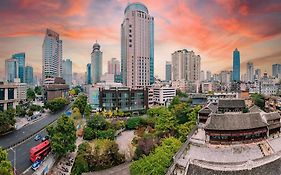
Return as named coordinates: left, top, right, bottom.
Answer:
left=130, top=137, right=181, bottom=175
left=168, top=96, right=181, bottom=110
left=148, top=107, right=177, bottom=136
left=71, top=107, right=82, bottom=120
left=0, top=148, right=13, bottom=175
left=16, top=105, right=26, bottom=117
left=251, top=93, right=265, bottom=109
left=126, top=117, right=142, bottom=130
left=26, top=88, right=35, bottom=101
left=34, top=86, right=42, bottom=95
left=84, top=104, right=92, bottom=119
left=72, top=95, right=88, bottom=114
left=44, top=97, right=68, bottom=112
left=0, top=109, right=16, bottom=134
left=47, top=115, right=76, bottom=156
left=177, top=121, right=196, bottom=142
left=87, top=114, right=108, bottom=130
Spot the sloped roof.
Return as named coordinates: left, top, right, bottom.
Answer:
left=218, top=99, right=245, bottom=108
left=199, top=103, right=217, bottom=114
left=249, top=105, right=264, bottom=113
left=205, top=113, right=267, bottom=131
left=263, top=112, right=281, bottom=121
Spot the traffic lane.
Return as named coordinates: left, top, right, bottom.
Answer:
left=0, top=105, right=71, bottom=149
left=8, top=129, right=48, bottom=174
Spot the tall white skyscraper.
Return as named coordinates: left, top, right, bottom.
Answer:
left=172, top=49, right=201, bottom=82
left=42, top=29, right=62, bottom=83
left=91, top=42, right=103, bottom=84
left=121, top=2, right=154, bottom=87
left=62, top=59, right=72, bottom=85
left=5, top=58, right=18, bottom=82
left=108, top=58, right=120, bottom=75
left=246, top=62, right=254, bottom=82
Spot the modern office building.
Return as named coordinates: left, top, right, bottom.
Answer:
left=5, top=58, right=18, bottom=82
left=62, top=59, right=72, bottom=85
left=12, top=52, right=25, bottom=83
left=152, top=86, right=176, bottom=106
left=254, top=68, right=261, bottom=80
left=200, top=70, right=205, bottom=82
left=86, top=63, right=92, bottom=84
left=172, top=49, right=201, bottom=82
left=108, top=58, right=120, bottom=75
left=246, top=62, right=254, bottom=82
left=165, top=61, right=172, bottom=81
left=91, top=42, right=103, bottom=84
left=25, top=65, right=34, bottom=85
left=232, top=48, right=240, bottom=82
left=121, top=2, right=154, bottom=87
left=42, top=29, right=62, bottom=83
left=0, top=82, right=19, bottom=111
left=272, top=64, right=281, bottom=78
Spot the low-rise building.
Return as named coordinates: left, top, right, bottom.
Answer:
left=43, top=77, right=69, bottom=101
left=152, top=86, right=176, bottom=106
left=0, top=82, right=19, bottom=111
left=217, top=99, right=246, bottom=113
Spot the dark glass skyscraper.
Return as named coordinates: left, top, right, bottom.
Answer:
left=86, top=63, right=91, bottom=84
left=25, top=66, right=33, bottom=84
left=12, top=52, right=25, bottom=83
left=232, top=48, right=240, bottom=82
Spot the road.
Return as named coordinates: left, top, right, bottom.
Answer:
left=3, top=104, right=72, bottom=174
left=0, top=105, right=71, bottom=149
left=8, top=129, right=48, bottom=175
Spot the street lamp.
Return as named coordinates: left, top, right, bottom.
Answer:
left=10, top=148, right=16, bottom=175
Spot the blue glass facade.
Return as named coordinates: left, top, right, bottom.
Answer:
left=166, top=62, right=172, bottom=81
left=12, top=53, right=25, bottom=83
left=150, top=17, right=154, bottom=85
left=232, top=48, right=240, bottom=82
left=86, top=63, right=92, bottom=84
left=25, top=66, right=33, bottom=84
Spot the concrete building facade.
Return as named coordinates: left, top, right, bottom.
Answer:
left=91, top=42, right=103, bottom=84
left=42, top=29, right=62, bottom=83
left=121, top=2, right=154, bottom=87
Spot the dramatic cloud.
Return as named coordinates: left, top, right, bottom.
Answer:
left=0, top=0, right=280, bottom=80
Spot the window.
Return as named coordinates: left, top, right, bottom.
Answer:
left=0, top=103, right=3, bottom=111
left=8, top=88, right=14, bottom=100
left=0, top=89, right=4, bottom=100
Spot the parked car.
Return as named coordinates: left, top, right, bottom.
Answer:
left=32, top=159, right=42, bottom=171
left=41, top=135, right=49, bottom=142
left=34, top=134, right=42, bottom=141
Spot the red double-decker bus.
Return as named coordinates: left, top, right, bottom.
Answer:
left=30, top=140, right=51, bottom=162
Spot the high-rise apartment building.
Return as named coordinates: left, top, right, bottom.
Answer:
left=42, top=29, right=62, bottom=83
left=121, top=2, right=154, bottom=87
left=172, top=49, right=201, bottom=82
left=272, top=64, right=281, bottom=78
left=165, top=61, right=172, bottom=81
left=91, top=42, right=102, bottom=84
left=5, top=58, right=18, bottom=82
left=200, top=70, right=205, bottom=82
left=246, top=62, right=254, bottom=82
left=12, top=52, right=25, bottom=83
left=232, top=48, right=240, bottom=82
left=108, top=58, right=120, bottom=75
left=86, top=63, right=92, bottom=84
left=62, top=59, right=72, bottom=85
left=25, top=66, right=33, bottom=85
left=206, top=71, right=212, bottom=82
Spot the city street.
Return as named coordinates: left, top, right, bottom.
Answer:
left=0, top=105, right=71, bottom=149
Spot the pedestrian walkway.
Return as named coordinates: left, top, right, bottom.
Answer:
left=48, top=137, right=83, bottom=175
left=31, top=152, right=57, bottom=175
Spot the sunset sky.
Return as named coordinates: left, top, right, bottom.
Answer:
left=0, top=0, right=281, bottom=80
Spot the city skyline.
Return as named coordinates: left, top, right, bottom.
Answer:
left=0, top=0, right=281, bottom=80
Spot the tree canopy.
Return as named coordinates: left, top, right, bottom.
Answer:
left=44, top=97, right=68, bottom=112
left=130, top=137, right=182, bottom=175
left=26, top=88, right=35, bottom=101
left=251, top=93, right=265, bottom=109
left=0, top=148, right=13, bottom=175
left=34, top=86, right=43, bottom=95
left=0, top=109, right=16, bottom=134
left=47, top=115, right=77, bottom=156
left=72, top=95, right=88, bottom=114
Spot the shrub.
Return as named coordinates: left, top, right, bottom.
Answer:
left=126, top=117, right=142, bottom=130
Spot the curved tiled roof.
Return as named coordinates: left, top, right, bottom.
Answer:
left=205, top=113, right=267, bottom=131
left=218, top=99, right=245, bottom=108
